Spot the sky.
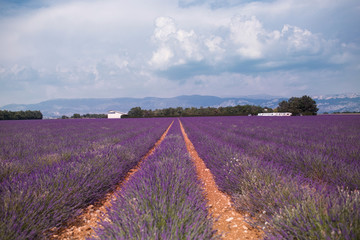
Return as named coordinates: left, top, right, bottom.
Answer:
left=0, top=0, right=359, bottom=106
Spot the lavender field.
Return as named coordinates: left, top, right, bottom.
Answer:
left=181, top=115, right=360, bottom=239
left=94, top=120, right=217, bottom=239
left=0, top=118, right=171, bottom=239
left=0, top=115, right=359, bottom=239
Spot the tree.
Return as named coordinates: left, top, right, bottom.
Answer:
left=71, top=113, right=81, bottom=118
left=298, top=95, right=319, bottom=115
left=128, top=107, right=144, bottom=118
left=277, top=95, right=318, bottom=115
left=288, top=97, right=302, bottom=116
left=277, top=100, right=290, bottom=112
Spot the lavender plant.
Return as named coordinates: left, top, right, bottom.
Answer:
left=94, top=121, right=218, bottom=240
left=182, top=116, right=360, bottom=190
left=0, top=118, right=172, bottom=239
left=181, top=115, right=360, bottom=239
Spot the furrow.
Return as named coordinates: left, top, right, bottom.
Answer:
left=53, top=121, right=174, bottom=240
left=179, top=119, right=263, bottom=240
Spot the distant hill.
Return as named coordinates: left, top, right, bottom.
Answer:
left=1, top=94, right=359, bottom=118
left=312, top=93, right=360, bottom=113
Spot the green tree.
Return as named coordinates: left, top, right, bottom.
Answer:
left=128, top=107, right=144, bottom=118
left=298, top=95, right=319, bottom=115
left=277, top=100, right=290, bottom=112
left=277, top=95, right=318, bottom=116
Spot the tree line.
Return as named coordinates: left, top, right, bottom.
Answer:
left=127, top=105, right=271, bottom=118
left=127, top=95, right=318, bottom=118
left=61, top=113, right=107, bottom=119
left=0, top=110, right=43, bottom=120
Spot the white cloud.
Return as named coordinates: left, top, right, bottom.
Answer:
left=149, top=14, right=336, bottom=73
left=153, top=17, right=177, bottom=41
left=281, top=24, right=322, bottom=54
left=226, top=15, right=329, bottom=61
left=149, top=47, right=174, bottom=69
left=150, top=16, right=203, bottom=69
left=176, top=29, right=201, bottom=60
left=205, top=36, right=224, bottom=53
left=229, top=15, right=264, bottom=59
left=204, top=36, right=225, bottom=62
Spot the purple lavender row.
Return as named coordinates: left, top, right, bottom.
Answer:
left=205, top=115, right=360, bottom=166
left=0, top=118, right=172, bottom=239
left=181, top=116, right=360, bottom=239
left=182, top=116, right=360, bottom=190
left=0, top=119, right=164, bottom=183
left=93, top=120, right=217, bottom=240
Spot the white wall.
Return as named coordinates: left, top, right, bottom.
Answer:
left=258, top=112, right=292, bottom=116
left=108, top=113, right=122, bottom=118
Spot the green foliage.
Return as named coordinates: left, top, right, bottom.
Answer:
left=127, top=105, right=270, bottom=118
left=0, top=110, right=43, bottom=120
left=128, top=107, right=144, bottom=118
left=277, top=95, right=318, bottom=115
left=62, top=113, right=106, bottom=119
left=82, top=113, right=107, bottom=118
left=71, top=113, right=81, bottom=119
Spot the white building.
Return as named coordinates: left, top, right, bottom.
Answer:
left=107, top=110, right=127, bottom=119
left=258, top=112, right=292, bottom=116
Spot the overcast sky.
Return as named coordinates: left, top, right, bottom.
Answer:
left=0, top=0, right=359, bottom=105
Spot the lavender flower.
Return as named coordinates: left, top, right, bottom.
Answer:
left=0, top=118, right=172, bottom=239
left=181, top=115, right=360, bottom=239
left=94, top=121, right=217, bottom=240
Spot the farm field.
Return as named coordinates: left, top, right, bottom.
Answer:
left=0, top=118, right=172, bottom=239
left=0, top=115, right=359, bottom=239
left=93, top=120, right=216, bottom=239
left=181, top=115, right=360, bottom=239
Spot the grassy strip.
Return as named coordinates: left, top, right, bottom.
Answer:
left=94, top=121, right=218, bottom=240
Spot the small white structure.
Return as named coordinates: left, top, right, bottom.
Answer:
left=258, top=112, right=292, bottom=116
left=107, top=110, right=127, bottom=119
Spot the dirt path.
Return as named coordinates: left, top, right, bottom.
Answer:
left=179, top=119, right=263, bottom=240
left=51, top=121, right=174, bottom=240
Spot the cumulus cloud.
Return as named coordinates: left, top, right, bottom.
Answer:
left=153, top=17, right=177, bottom=41
left=149, top=13, right=341, bottom=77
left=149, top=16, right=203, bottom=69
left=281, top=24, right=322, bottom=54
left=149, top=47, right=175, bottom=69
left=205, top=36, right=224, bottom=53
left=229, top=15, right=265, bottom=59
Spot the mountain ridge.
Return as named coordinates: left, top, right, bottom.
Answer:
left=1, top=94, right=359, bottom=118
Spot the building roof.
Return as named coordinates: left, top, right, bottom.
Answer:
left=108, top=110, right=127, bottom=115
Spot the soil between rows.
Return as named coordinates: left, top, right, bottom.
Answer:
left=179, top=120, right=262, bottom=240
left=51, top=121, right=174, bottom=239
left=52, top=120, right=262, bottom=239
